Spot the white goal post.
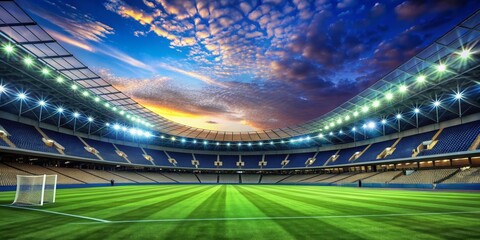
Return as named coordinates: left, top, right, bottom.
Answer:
left=13, top=174, right=57, bottom=206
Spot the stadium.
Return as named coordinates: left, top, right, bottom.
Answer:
left=1, top=0, right=480, bottom=239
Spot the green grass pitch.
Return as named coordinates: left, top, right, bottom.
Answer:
left=1, top=185, right=480, bottom=239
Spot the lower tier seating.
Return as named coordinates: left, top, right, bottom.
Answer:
left=443, top=167, right=480, bottom=183
left=390, top=169, right=458, bottom=184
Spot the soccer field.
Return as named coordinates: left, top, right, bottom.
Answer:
left=1, top=185, right=480, bottom=239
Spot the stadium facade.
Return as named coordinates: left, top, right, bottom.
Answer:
left=0, top=1, right=479, bottom=189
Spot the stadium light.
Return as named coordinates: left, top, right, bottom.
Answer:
left=17, top=92, right=27, bottom=100
left=73, top=112, right=80, bottom=118
left=71, top=85, right=78, bottom=90
left=82, top=91, right=89, bottom=97
left=459, top=49, right=471, bottom=59
left=318, top=133, right=324, bottom=138
left=339, top=130, right=343, bottom=134
left=362, top=106, right=369, bottom=113
left=396, top=114, right=402, bottom=119
left=270, top=141, right=274, bottom=145
left=113, top=124, right=120, bottom=130
left=3, top=43, right=14, bottom=53
left=238, top=142, right=242, bottom=146
left=0, top=85, right=5, bottom=93
left=437, top=63, right=447, bottom=72
left=193, top=140, right=197, bottom=144
left=372, top=100, right=380, bottom=108
left=381, top=119, right=387, bottom=124
left=385, top=92, right=394, bottom=101
left=122, top=127, right=127, bottom=132
left=454, top=92, right=463, bottom=100
left=227, top=142, right=231, bottom=146
left=105, top=123, right=110, bottom=127
left=248, top=143, right=252, bottom=146
left=41, top=68, right=50, bottom=75
left=203, top=140, right=208, bottom=145
left=329, top=132, right=333, bottom=136
left=416, top=75, right=426, bottom=82
left=171, top=137, right=176, bottom=141
left=144, top=132, right=152, bottom=138
left=414, top=108, right=420, bottom=113
left=259, top=142, right=263, bottom=146
left=87, top=117, right=93, bottom=122
left=23, top=56, right=33, bottom=66
left=353, top=111, right=359, bottom=117
left=38, top=100, right=46, bottom=106
left=344, top=115, right=350, bottom=121
left=399, top=85, right=408, bottom=93
left=281, top=140, right=285, bottom=144
left=367, top=121, right=375, bottom=129
left=56, top=76, right=64, bottom=83
left=57, top=107, right=64, bottom=113
left=181, top=138, right=186, bottom=143
left=216, top=142, right=220, bottom=146
left=352, top=127, right=356, bottom=132
left=433, top=100, right=441, bottom=107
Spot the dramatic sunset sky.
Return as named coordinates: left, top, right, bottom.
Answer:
left=18, top=0, right=480, bottom=131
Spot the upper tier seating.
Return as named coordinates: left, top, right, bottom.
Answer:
left=6, top=162, right=82, bottom=184
left=219, top=155, right=238, bottom=168
left=41, top=129, right=96, bottom=159
left=328, top=146, right=365, bottom=165
left=442, top=167, right=480, bottom=183
left=264, top=155, right=287, bottom=169
left=286, top=152, right=316, bottom=168
left=218, top=174, right=239, bottom=183
left=309, top=150, right=337, bottom=167
left=0, top=119, right=57, bottom=153
left=355, top=139, right=397, bottom=162
left=115, top=144, right=153, bottom=166
left=167, top=152, right=193, bottom=168
left=420, top=121, right=480, bottom=156
left=390, top=169, right=458, bottom=184
left=0, top=163, right=29, bottom=186
left=142, top=149, right=172, bottom=166
left=82, top=138, right=128, bottom=163
left=384, top=131, right=436, bottom=160
left=362, top=171, right=402, bottom=183
left=193, top=154, right=217, bottom=168
left=241, top=174, right=260, bottom=183
left=241, top=155, right=262, bottom=169
left=196, top=173, right=218, bottom=183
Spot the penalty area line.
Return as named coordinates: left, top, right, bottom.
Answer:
left=72, top=210, right=480, bottom=224
left=1, top=204, right=110, bottom=223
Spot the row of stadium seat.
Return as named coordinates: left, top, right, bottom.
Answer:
left=0, top=163, right=479, bottom=186
left=0, top=118, right=479, bottom=169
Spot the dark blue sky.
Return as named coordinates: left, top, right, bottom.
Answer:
left=18, top=0, right=480, bottom=131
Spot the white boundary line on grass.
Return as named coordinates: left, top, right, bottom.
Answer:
left=2, top=205, right=110, bottom=223
left=74, top=210, right=480, bottom=224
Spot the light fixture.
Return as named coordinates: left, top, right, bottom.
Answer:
left=193, top=140, right=197, bottom=144
left=56, top=77, right=64, bottom=82
left=94, top=97, right=100, bottom=102
left=396, top=114, right=402, bottom=119
left=181, top=138, right=186, bottom=143
left=82, top=91, right=89, bottom=97
left=433, top=100, right=441, bottom=107
left=416, top=75, right=426, bottom=82
left=454, top=92, right=463, bottom=100
left=227, top=142, right=231, bottom=146
left=203, top=140, right=208, bottom=145
left=362, top=106, right=369, bottom=113
left=372, top=100, right=380, bottom=108
left=71, top=85, right=78, bottom=90
left=216, top=142, right=220, bottom=146
left=38, top=100, right=46, bottom=106
left=367, top=121, right=375, bottom=129
left=23, top=56, right=33, bottom=65
left=399, top=85, right=408, bottom=93
left=73, top=112, right=80, bottom=118
left=414, top=108, right=420, bottom=113
left=353, top=111, right=359, bottom=117
left=57, top=107, right=64, bottom=113
left=3, top=44, right=14, bottom=53
left=17, top=93, right=27, bottom=100
left=259, top=142, right=263, bottom=146
left=437, top=63, right=447, bottom=72
left=381, top=119, right=387, bottom=124
left=105, top=123, right=110, bottom=127
left=385, top=92, right=394, bottom=100
left=87, top=117, right=93, bottom=122
left=248, top=143, right=252, bottom=146
left=269, top=141, right=274, bottom=145
left=41, top=68, right=50, bottom=75
left=0, top=85, right=5, bottom=93
left=459, top=49, right=471, bottom=59
left=171, top=137, right=176, bottom=141
left=113, top=124, right=120, bottom=130
left=238, top=142, right=242, bottom=146
left=352, top=127, right=356, bottom=131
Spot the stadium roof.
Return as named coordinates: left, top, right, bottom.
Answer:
left=0, top=0, right=480, bottom=143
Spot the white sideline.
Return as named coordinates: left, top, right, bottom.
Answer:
left=2, top=205, right=110, bottom=223
left=73, top=210, right=480, bottom=224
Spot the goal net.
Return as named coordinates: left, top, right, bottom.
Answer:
left=13, top=174, right=57, bottom=206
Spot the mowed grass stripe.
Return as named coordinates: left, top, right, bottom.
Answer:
left=258, top=186, right=480, bottom=213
